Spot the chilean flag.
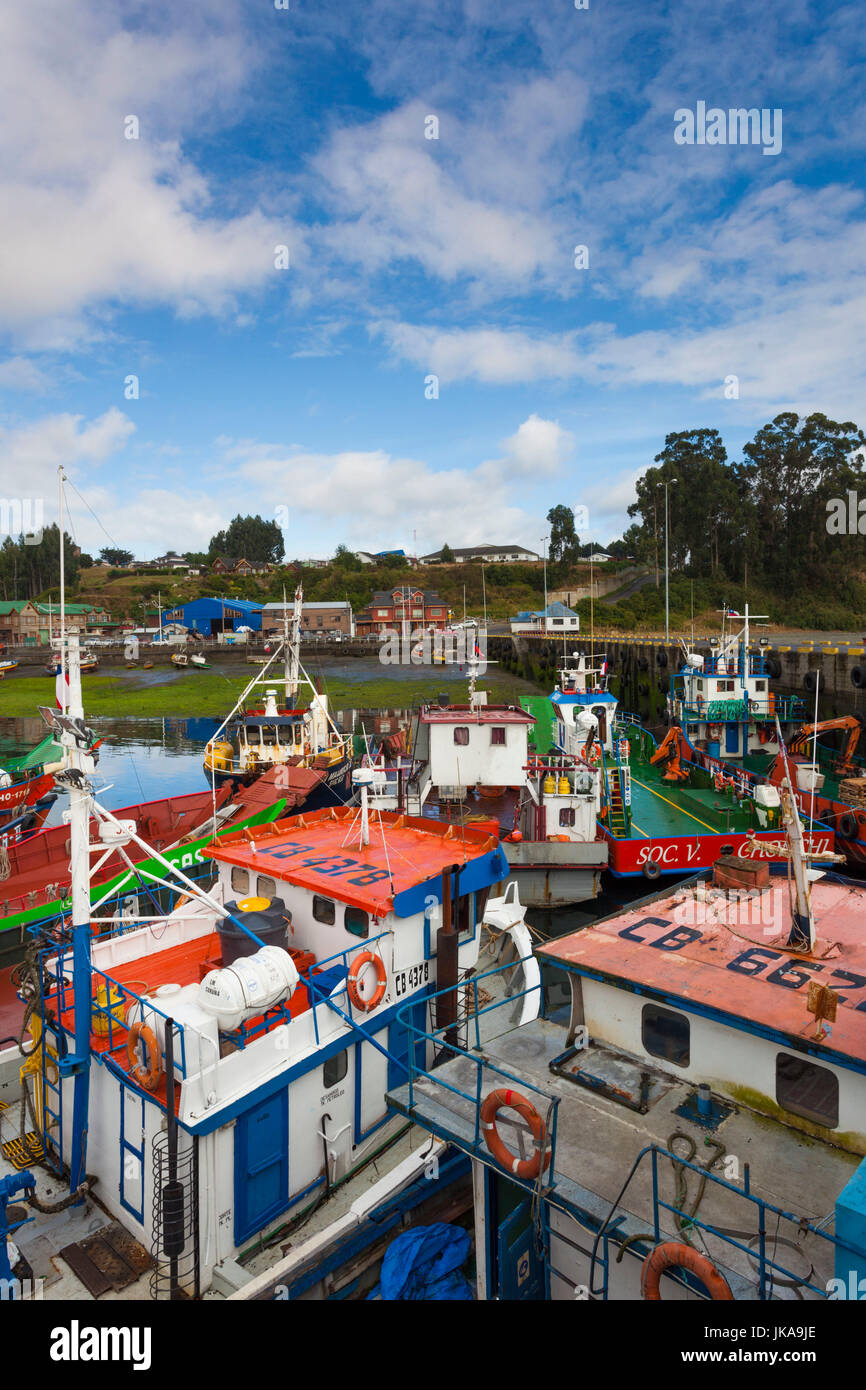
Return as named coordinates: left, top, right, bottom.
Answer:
left=55, top=669, right=69, bottom=710
left=601, top=658, right=608, bottom=676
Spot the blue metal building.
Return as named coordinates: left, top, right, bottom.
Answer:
left=161, top=597, right=264, bottom=636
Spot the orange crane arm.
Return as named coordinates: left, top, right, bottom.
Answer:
left=788, top=715, right=864, bottom=774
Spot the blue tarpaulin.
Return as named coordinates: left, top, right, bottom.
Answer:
left=371, top=1223, right=473, bottom=1300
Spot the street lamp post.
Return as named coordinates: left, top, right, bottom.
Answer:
left=541, top=536, right=548, bottom=634
left=664, top=479, right=678, bottom=641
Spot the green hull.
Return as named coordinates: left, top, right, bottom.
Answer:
left=4, top=732, right=63, bottom=773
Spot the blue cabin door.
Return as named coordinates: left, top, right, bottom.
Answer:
left=497, top=1198, right=545, bottom=1300
left=234, top=1089, right=289, bottom=1245
left=725, top=722, right=739, bottom=754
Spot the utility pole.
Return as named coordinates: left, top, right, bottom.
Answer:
left=541, top=535, right=548, bottom=633
left=664, top=479, right=677, bottom=641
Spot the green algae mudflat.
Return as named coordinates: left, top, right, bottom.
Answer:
left=0, top=665, right=543, bottom=718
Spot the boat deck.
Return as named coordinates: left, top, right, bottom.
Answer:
left=621, top=759, right=756, bottom=841
left=388, top=1017, right=859, bottom=1299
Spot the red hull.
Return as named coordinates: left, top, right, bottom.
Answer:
left=0, top=785, right=233, bottom=916
left=605, top=825, right=835, bottom=877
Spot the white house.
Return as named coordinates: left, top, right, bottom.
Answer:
left=510, top=601, right=580, bottom=636
left=421, top=544, right=541, bottom=564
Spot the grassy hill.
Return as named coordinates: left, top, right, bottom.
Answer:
left=60, top=557, right=635, bottom=624
left=58, top=557, right=866, bottom=633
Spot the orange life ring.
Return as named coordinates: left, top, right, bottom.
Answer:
left=641, top=1241, right=733, bottom=1301
left=480, top=1088, right=551, bottom=1180
left=127, top=1021, right=162, bottom=1092
left=347, top=951, right=387, bottom=1012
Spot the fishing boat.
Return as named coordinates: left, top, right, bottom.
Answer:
left=45, top=649, right=98, bottom=674
left=366, top=651, right=608, bottom=908
left=665, top=607, right=805, bottom=763
left=190, top=653, right=210, bottom=668
left=204, top=585, right=352, bottom=809
left=0, top=659, right=18, bottom=677
left=550, top=650, right=834, bottom=879
left=386, top=775, right=866, bottom=1302
left=0, top=766, right=58, bottom=829
left=171, top=651, right=189, bottom=668
left=0, top=766, right=312, bottom=970
left=0, top=649, right=514, bottom=1298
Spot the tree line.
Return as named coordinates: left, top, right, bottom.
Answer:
left=547, top=412, right=866, bottom=597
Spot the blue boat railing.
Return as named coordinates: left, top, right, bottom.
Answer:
left=42, top=946, right=190, bottom=1082
left=397, top=959, right=559, bottom=1179
left=590, top=1141, right=861, bottom=1301
left=675, top=695, right=806, bottom=723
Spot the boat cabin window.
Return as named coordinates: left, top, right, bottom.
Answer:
left=641, top=1004, right=690, bottom=1068
left=754, top=680, right=766, bottom=692
left=559, top=808, right=576, bottom=827
left=231, top=867, right=250, bottom=894
left=345, top=906, right=369, bottom=939
left=453, top=727, right=469, bottom=746
left=313, top=895, right=336, bottom=925
left=776, top=1054, right=839, bottom=1129
left=490, top=727, right=506, bottom=745
left=323, top=1050, right=348, bottom=1087
left=257, top=875, right=276, bottom=899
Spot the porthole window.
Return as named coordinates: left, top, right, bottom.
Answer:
left=642, top=1004, right=690, bottom=1068
left=776, top=1054, right=838, bottom=1128
left=324, top=1050, right=348, bottom=1087
left=231, top=867, right=249, bottom=894
left=313, top=895, right=336, bottom=925
left=257, top=875, right=276, bottom=899
left=345, top=906, right=369, bottom=938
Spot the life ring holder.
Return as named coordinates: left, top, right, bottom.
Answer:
left=480, top=1088, right=551, bottom=1180
left=347, top=950, right=387, bottom=1012
left=127, top=1021, right=162, bottom=1092
left=641, top=1241, right=733, bottom=1300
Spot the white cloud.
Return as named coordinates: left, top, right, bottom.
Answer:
left=315, top=80, right=584, bottom=292
left=0, top=6, right=288, bottom=347
left=0, top=357, right=51, bottom=392
left=374, top=321, right=583, bottom=384
left=219, top=413, right=575, bottom=553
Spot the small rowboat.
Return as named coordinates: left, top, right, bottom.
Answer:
left=0, top=659, right=18, bottom=676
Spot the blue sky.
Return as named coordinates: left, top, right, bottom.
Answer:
left=1, top=0, right=864, bottom=561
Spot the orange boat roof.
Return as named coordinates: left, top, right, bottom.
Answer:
left=540, top=876, right=866, bottom=1069
left=204, top=806, right=508, bottom=917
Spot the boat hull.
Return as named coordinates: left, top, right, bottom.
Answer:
left=206, top=754, right=353, bottom=810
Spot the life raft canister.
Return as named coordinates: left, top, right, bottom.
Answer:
left=480, top=1088, right=551, bottom=1180
left=127, top=1021, right=162, bottom=1092
left=641, top=1241, right=733, bottom=1301
left=347, top=950, right=388, bottom=1012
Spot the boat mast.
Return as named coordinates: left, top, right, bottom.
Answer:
left=58, top=466, right=67, bottom=713
left=775, top=715, right=815, bottom=952
left=51, top=628, right=96, bottom=1193
left=285, top=583, right=302, bottom=703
